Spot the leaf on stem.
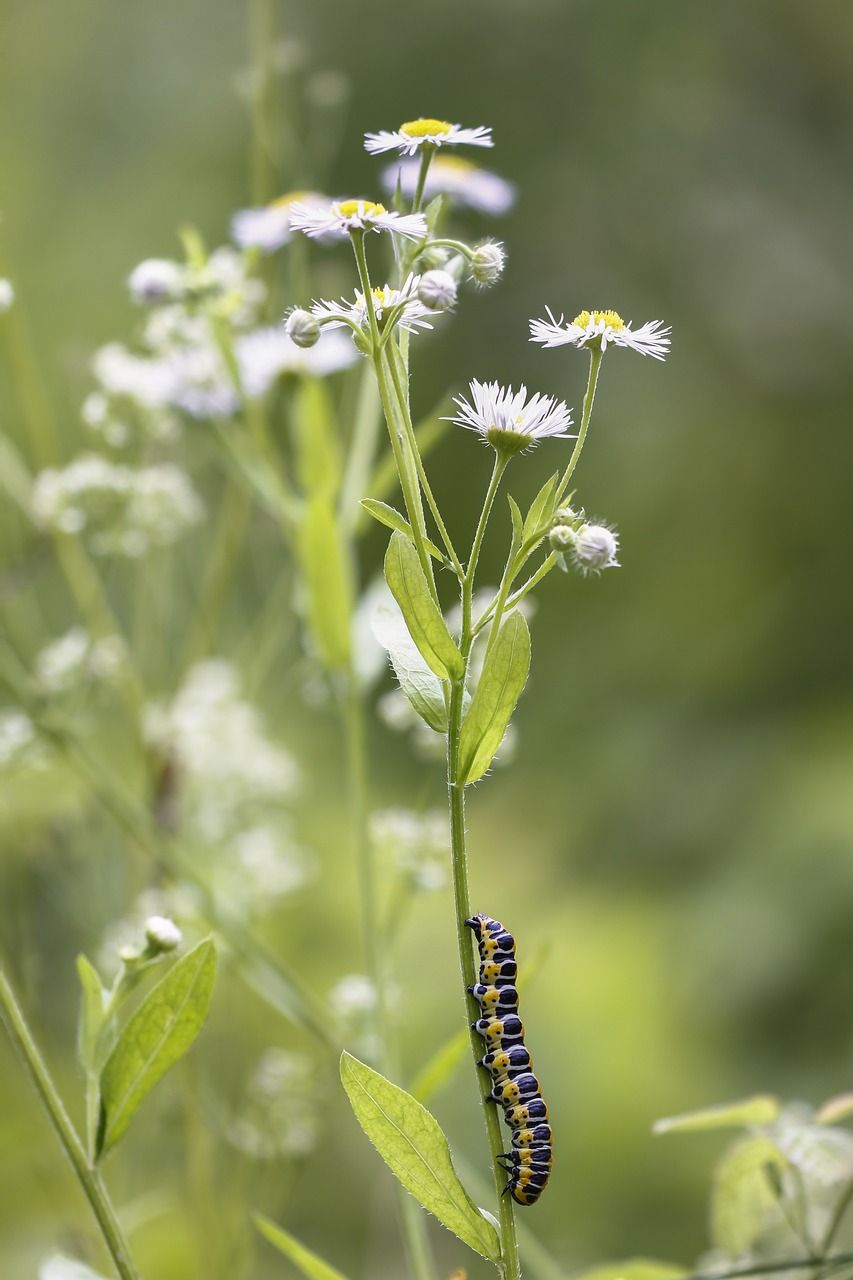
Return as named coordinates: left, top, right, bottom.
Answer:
left=340, top=1052, right=501, bottom=1262
left=360, top=499, right=444, bottom=561
left=522, top=472, right=559, bottom=545
left=96, top=938, right=217, bottom=1159
left=507, top=495, right=523, bottom=552
left=457, top=611, right=531, bottom=785
left=292, top=379, right=342, bottom=501
left=653, top=1095, right=781, bottom=1135
left=383, top=531, right=463, bottom=680
left=710, top=1134, right=788, bottom=1255
left=76, top=954, right=106, bottom=1075
left=254, top=1215, right=351, bottom=1280
left=372, top=600, right=448, bottom=732
left=297, top=497, right=353, bottom=671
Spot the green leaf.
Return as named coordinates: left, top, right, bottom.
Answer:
left=423, top=193, right=446, bottom=235
left=0, top=431, right=34, bottom=514
left=771, top=1120, right=853, bottom=1185
left=97, top=938, right=217, bottom=1158
left=292, top=379, right=341, bottom=499
left=297, top=497, right=353, bottom=671
left=340, top=1052, right=500, bottom=1262
left=360, top=500, right=444, bottom=561
left=254, top=1215, right=351, bottom=1280
left=410, top=1028, right=469, bottom=1104
left=522, top=472, right=559, bottom=544
left=372, top=600, right=448, bottom=731
left=457, top=611, right=531, bottom=785
left=507, top=494, right=523, bottom=550
left=710, top=1134, right=787, bottom=1255
left=816, top=1093, right=853, bottom=1125
left=76, top=954, right=106, bottom=1074
left=383, top=531, right=463, bottom=680
left=653, top=1094, right=781, bottom=1135
left=569, top=1260, right=687, bottom=1280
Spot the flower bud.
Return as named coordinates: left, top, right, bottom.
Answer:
left=128, top=259, right=186, bottom=305
left=285, top=308, right=321, bottom=349
left=417, top=269, right=457, bottom=312
left=470, top=241, right=505, bottom=287
left=573, top=523, right=619, bottom=573
left=144, top=915, right=182, bottom=953
left=548, top=524, right=575, bottom=553
left=0, top=279, right=15, bottom=313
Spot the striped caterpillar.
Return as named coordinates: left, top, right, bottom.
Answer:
left=465, top=914, right=552, bottom=1206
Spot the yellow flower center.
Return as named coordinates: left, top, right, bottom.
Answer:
left=270, top=190, right=311, bottom=209
left=399, top=118, right=453, bottom=138
left=337, top=199, right=387, bottom=217
left=432, top=156, right=476, bottom=174
left=573, top=309, right=626, bottom=331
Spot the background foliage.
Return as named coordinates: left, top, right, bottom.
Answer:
left=2, top=1, right=853, bottom=1277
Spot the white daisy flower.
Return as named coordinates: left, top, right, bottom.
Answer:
left=231, top=191, right=327, bottom=253
left=448, top=380, right=575, bottom=456
left=530, top=308, right=671, bottom=361
left=311, top=274, right=435, bottom=338
left=365, top=118, right=493, bottom=157
left=289, top=198, right=428, bottom=242
left=381, top=155, right=515, bottom=215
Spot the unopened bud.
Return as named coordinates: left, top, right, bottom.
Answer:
left=417, top=269, right=457, bottom=312
left=128, top=259, right=186, bottom=305
left=144, top=915, right=182, bottom=953
left=285, top=308, right=320, bottom=349
left=573, top=524, right=619, bottom=573
left=470, top=242, right=505, bottom=287
left=548, top=524, right=575, bottom=553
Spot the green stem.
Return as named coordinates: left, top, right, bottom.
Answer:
left=248, top=0, right=278, bottom=204
left=446, top=679, right=521, bottom=1280
left=0, top=965, right=143, bottom=1280
left=556, top=347, right=603, bottom=504
left=338, top=362, right=383, bottom=532
left=463, top=455, right=508, bottom=642
left=411, top=145, right=435, bottom=214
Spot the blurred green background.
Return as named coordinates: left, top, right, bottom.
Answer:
left=3, top=0, right=853, bottom=1277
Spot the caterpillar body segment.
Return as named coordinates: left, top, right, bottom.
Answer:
left=465, top=913, right=552, bottom=1207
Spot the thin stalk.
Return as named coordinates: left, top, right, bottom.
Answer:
left=556, top=347, right=603, bottom=503
left=0, top=965, right=143, bottom=1280
left=248, top=0, right=278, bottom=204
left=338, top=363, right=382, bottom=532
left=462, top=455, right=508, bottom=639
left=411, top=145, right=435, bottom=214
left=816, top=1180, right=853, bottom=1273
left=472, top=554, right=557, bottom=640
left=446, top=678, right=521, bottom=1280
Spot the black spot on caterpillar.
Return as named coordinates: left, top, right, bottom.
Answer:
left=465, top=913, right=552, bottom=1206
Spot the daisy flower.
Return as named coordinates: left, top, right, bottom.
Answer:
left=381, top=155, right=515, bottom=215
left=448, top=380, right=574, bottom=456
left=365, top=118, right=493, bottom=157
left=231, top=191, right=327, bottom=253
left=529, top=308, right=671, bottom=360
left=289, top=198, right=428, bottom=242
left=310, top=275, right=435, bottom=339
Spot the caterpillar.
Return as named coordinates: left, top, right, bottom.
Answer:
left=465, top=914, right=552, bottom=1206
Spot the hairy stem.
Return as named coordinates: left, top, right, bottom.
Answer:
left=556, top=347, right=603, bottom=503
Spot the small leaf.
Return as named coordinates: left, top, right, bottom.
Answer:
left=76, top=954, right=106, bottom=1074
left=771, top=1120, right=853, bottom=1185
left=569, top=1260, right=687, bottom=1280
left=384, top=531, right=463, bottom=680
left=457, top=611, right=530, bottom=785
left=293, top=379, right=341, bottom=499
left=711, top=1135, right=787, bottom=1255
left=522, top=472, right=559, bottom=544
left=360, top=500, right=444, bottom=560
left=254, top=1215, right=350, bottom=1280
left=340, top=1052, right=500, bottom=1262
left=410, top=1028, right=470, bottom=1104
left=297, top=497, right=353, bottom=671
left=97, top=938, right=217, bottom=1158
left=653, top=1094, right=781, bottom=1135
left=816, top=1093, right=853, bottom=1125
left=372, top=600, right=448, bottom=732
left=507, top=495, right=523, bottom=550
left=423, top=193, right=446, bottom=235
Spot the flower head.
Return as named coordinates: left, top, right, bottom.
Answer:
left=530, top=308, right=671, bottom=360
left=381, top=155, right=515, bottom=216
left=365, top=118, right=493, bottom=157
left=231, top=191, right=327, bottom=253
left=289, top=198, right=428, bottom=242
left=571, top=523, right=620, bottom=574
left=470, top=242, right=506, bottom=287
left=310, top=274, right=435, bottom=341
left=448, top=380, right=574, bottom=457
left=128, top=259, right=187, bottom=306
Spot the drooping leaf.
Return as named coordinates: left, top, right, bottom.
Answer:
left=292, top=378, right=342, bottom=500
left=254, top=1215, right=351, bottom=1280
left=76, top=954, right=106, bottom=1074
left=457, top=611, right=530, bottom=785
left=654, top=1094, right=781, bottom=1135
left=410, top=1028, right=470, bottom=1104
left=522, top=472, right=559, bottom=544
left=816, top=1094, right=853, bottom=1125
left=372, top=600, right=448, bottom=732
left=360, top=500, right=444, bottom=561
left=383, top=531, right=463, bottom=680
left=710, top=1134, right=788, bottom=1255
left=340, top=1052, right=500, bottom=1262
left=97, top=938, right=217, bottom=1158
left=297, top=497, right=353, bottom=671
left=771, top=1120, right=853, bottom=1185
left=569, top=1260, right=687, bottom=1280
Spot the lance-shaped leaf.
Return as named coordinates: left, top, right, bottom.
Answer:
left=569, top=1261, right=687, bottom=1280
left=360, top=499, right=444, bottom=561
left=384, top=532, right=463, bottom=680
left=297, top=497, right=353, bottom=671
left=76, top=954, right=106, bottom=1074
left=97, top=938, right=216, bottom=1158
left=372, top=600, right=448, bottom=732
left=522, top=472, right=559, bottom=544
left=340, top=1052, right=500, bottom=1262
left=457, top=611, right=530, bottom=785
left=292, top=378, right=342, bottom=500
left=711, top=1134, right=788, bottom=1255
left=254, top=1215, right=351, bottom=1280
left=654, top=1094, right=780, bottom=1135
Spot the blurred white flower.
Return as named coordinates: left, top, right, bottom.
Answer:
left=92, top=343, right=179, bottom=409
left=327, top=973, right=378, bottom=1019
left=530, top=308, right=671, bottom=360
left=35, top=628, right=126, bottom=694
left=0, top=278, right=15, bottom=313
left=365, top=118, right=493, bottom=157
left=0, top=710, right=47, bottom=771
left=227, top=1048, right=323, bottom=1160
left=290, top=198, right=428, bottom=242
left=381, top=154, right=515, bottom=215
left=235, top=326, right=358, bottom=395
left=128, top=258, right=187, bottom=305
left=144, top=915, right=182, bottom=951
left=231, top=191, right=327, bottom=252
left=370, top=807, right=449, bottom=892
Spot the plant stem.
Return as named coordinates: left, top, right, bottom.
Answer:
left=556, top=347, right=603, bottom=504
left=248, top=0, right=278, bottom=204
left=463, top=455, right=509, bottom=644
left=446, top=678, right=521, bottom=1280
left=0, top=965, right=143, bottom=1280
